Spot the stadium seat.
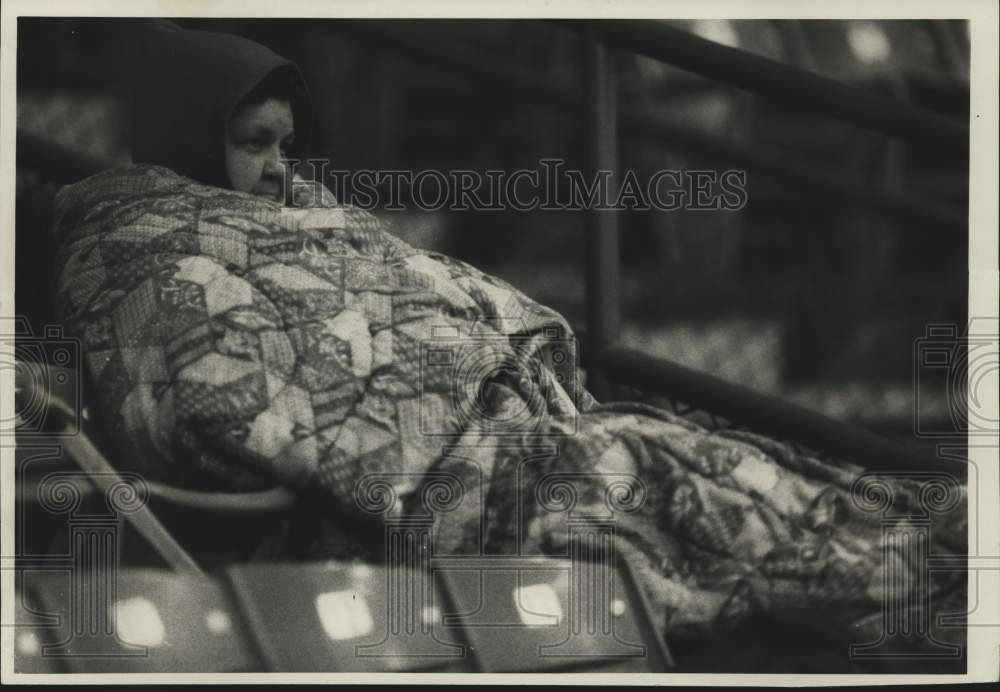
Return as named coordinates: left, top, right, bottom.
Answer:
left=225, top=561, right=474, bottom=672
left=19, top=569, right=261, bottom=673
left=435, top=556, right=673, bottom=673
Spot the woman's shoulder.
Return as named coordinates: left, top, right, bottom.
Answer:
left=53, top=164, right=218, bottom=216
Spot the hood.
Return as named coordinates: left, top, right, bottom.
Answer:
left=130, top=25, right=312, bottom=188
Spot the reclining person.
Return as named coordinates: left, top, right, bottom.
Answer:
left=52, top=24, right=966, bottom=669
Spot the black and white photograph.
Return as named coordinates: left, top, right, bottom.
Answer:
left=2, top=0, right=997, bottom=682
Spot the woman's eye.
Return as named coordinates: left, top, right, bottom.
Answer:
left=242, top=138, right=267, bottom=151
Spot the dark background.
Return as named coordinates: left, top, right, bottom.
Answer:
left=15, top=18, right=970, bottom=442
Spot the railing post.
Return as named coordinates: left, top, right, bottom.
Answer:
left=583, top=39, right=621, bottom=401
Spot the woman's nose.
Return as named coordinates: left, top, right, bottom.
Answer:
left=267, top=147, right=285, bottom=168
left=263, top=148, right=286, bottom=175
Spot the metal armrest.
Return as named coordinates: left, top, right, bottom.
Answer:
left=14, top=359, right=299, bottom=572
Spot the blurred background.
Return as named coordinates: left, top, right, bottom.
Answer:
left=16, top=18, right=969, bottom=445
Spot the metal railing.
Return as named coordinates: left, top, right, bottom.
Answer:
left=559, top=19, right=968, bottom=151
left=594, top=346, right=957, bottom=473
left=561, top=20, right=967, bottom=474
left=333, top=20, right=967, bottom=230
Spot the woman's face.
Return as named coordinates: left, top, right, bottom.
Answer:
left=225, top=97, right=295, bottom=203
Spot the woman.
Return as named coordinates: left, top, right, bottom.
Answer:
left=131, top=22, right=309, bottom=205
left=52, top=24, right=966, bottom=671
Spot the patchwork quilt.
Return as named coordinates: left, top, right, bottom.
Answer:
left=53, top=165, right=967, bottom=667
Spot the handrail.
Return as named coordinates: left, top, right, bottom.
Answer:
left=624, top=108, right=967, bottom=230
left=145, top=482, right=297, bottom=515
left=596, top=345, right=965, bottom=475
left=554, top=20, right=969, bottom=153
left=334, top=21, right=966, bottom=231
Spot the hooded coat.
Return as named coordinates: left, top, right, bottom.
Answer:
left=130, top=23, right=312, bottom=189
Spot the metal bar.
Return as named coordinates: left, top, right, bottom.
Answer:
left=38, top=393, right=204, bottom=576
left=622, top=109, right=966, bottom=230
left=584, top=40, right=621, bottom=398
left=596, top=345, right=964, bottom=475
left=17, top=473, right=296, bottom=516
left=775, top=20, right=819, bottom=73
left=553, top=20, right=969, bottom=152
left=331, top=21, right=966, bottom=231
left=926, top=20, right=968, bottom=80
left=58, top=431, right=204, bottom=576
